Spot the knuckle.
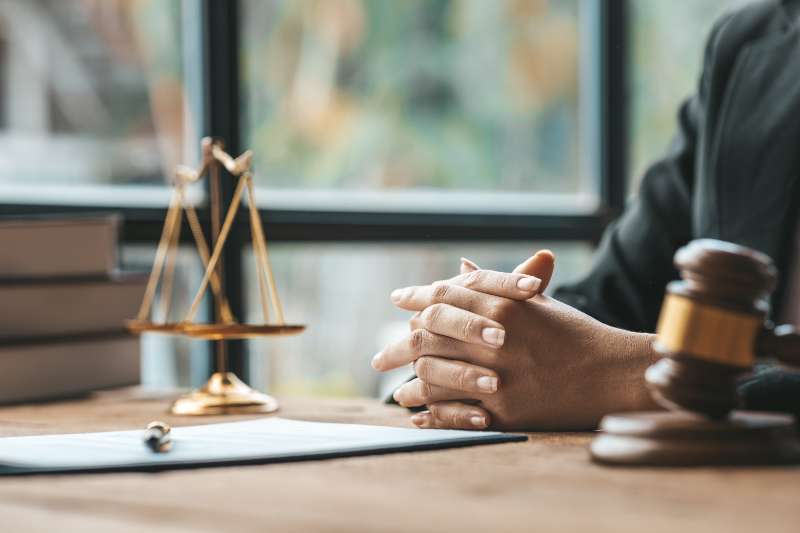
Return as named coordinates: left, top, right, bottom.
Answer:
left=458, top=368, right=479, bottom=391
left=418, top=380, right=434, bottom=403
left=408, top=329, right=429, bottom=355
left=397, top=395, right=415, bottom=408
left=431, top=283, right=450, bottom=303
left=438, top=409, right=462, bottom=428
left=393, top=385, right=410, bottom=406
left=462, top=270, right=483, bottom=289
left=462, top=316, right=480, bottom=340
left=453, top=369, right=471, bottom=391
left=414, top=356, right=432, bottom=380
left=497, top=274, right=511, bottom=291
left=420, top=303, right=443, bottom=326
left=487, top=299, right=513, bottom=323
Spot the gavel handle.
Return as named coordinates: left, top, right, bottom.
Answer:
left=756, top=324, right=800, bottom=366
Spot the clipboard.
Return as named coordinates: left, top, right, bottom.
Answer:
left=0, top=417, right=527, bottom=476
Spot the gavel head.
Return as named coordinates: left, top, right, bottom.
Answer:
left=646, top=239, right=777, bottom=418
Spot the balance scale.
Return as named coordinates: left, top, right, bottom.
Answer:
left=126, top=137, right=305, bottom=415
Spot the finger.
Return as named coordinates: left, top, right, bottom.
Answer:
left=371, top=330, right=490, bottom=371
left=392, top=282, right=503, bottom=320
left=393, top=378, right=468, bottom=408
left=392, top=283, right=502, bottom=315
left=409, top=311, right=421, bottom=331
left=391, top=270, right=539, bottom=311
left=414, top=356, right=498, bottom=394
left=451, top=268, right=542, bottom=299
left=409, top=303, right=505, bottom=347
left=513, top=250, right=555, bottom=292
left=411, top=402, right=491, bottom=430
left=460, top=257, right=480, bottom=274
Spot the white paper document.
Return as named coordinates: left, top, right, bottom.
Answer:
left=0, top=417, right=525, bottom=475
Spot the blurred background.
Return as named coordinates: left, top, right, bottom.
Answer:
left=0, top=0, right=751, bottom=398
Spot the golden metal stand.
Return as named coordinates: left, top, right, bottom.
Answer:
left=126, top=138, right=304, bottom=415
left=171, top=372, right=280, bottom=416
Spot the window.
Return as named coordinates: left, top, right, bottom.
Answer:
left=1, top=1, right=638, bottom=394
left=628, top=0, right=751, bottom=189
left=0, top=0, right=196, bottom=206
left=240, top=0, right=595, bottom=214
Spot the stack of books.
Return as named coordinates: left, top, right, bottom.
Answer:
left=0, top=214, right=146, bottom=403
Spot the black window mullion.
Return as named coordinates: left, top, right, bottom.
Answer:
left=249, top=210, right=610, bottom=243
left=598, top=0, right=629, bottom=214
left=201, top=0, right=247, bottom=378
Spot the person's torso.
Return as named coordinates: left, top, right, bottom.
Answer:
left=693, top=0, right=800, bottom=315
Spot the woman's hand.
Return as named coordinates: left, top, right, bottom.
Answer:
left=372, top=252, right=659, bottom=431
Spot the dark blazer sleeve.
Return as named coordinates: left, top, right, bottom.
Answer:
left=552, top=14, right=732, bottom=333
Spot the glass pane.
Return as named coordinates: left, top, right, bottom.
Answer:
left=243, top=242, right=592, bottom=398
left=0, top=0, right=195, bottom=205
left=629, top=1, right=750, bottom=190
left=121, top=245, right=211, bottom=388
left=241, top=0, right=594, bottom=213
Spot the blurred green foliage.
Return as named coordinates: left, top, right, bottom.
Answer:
left=241, top=0, right=582, bottom=193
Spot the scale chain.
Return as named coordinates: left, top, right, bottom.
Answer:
left=245, top=174, right=286, bottom=325
left=246, top=174, right=272, bottom=323
left=184, top=173, right=248, bottom=323
left=184, top=200, right=236, bottom=323
left=158, top=184, right=185, bottom=321
left=136, top=186, right=184, bottom=321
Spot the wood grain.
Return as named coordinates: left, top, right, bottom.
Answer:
left=1, top=389, right=799, bottom=533
left=656, top=294, right=760, bottom=367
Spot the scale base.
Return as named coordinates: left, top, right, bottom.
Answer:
left=170, top=372, right=279, bottom=416
left=590, top=410, right=800, bottom=466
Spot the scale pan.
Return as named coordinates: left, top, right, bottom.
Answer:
left=179, top=323, right=306, bottom=339
left=125, top=320, right=189, bottom=335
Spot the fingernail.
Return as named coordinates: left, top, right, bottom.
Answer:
left=470, top=415, right=487, bottom=428
left=371, top=352, right=384, bottom=370
left=476, top=376, right=498, bottom=393
left=517, top=276, right=541, bottom=292
left=481, top=327, right=505, bottom=347
left=411, top=412, right=431, bottom=427
left=390, top=289, right=403, bottom=303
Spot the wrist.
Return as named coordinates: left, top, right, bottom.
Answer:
left=581, top=328, right=660, bottom=419
left=611, top=329, right=661, bottom=411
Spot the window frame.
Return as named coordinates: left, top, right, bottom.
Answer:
left=0, top=0, right=629, bottom=380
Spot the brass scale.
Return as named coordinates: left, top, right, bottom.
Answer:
left=127, top=138, right=304, bottom=415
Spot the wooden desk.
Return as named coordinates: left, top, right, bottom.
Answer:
left=1, top=390, right=798, bottom=533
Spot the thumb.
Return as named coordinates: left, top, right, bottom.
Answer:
left=512, top=250, right=555, bottom=292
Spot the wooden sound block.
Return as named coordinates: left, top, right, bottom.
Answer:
left=590, top=411, right=800, bottom=467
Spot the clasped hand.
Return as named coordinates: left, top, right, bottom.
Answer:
left=372, top=252, right=657, bottom=431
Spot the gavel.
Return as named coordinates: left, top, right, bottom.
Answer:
left=591, top=239, right=800, bottom=466
left=646, top=239, right=800, bottom=418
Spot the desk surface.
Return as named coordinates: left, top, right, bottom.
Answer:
left=0, top=390, right=798, bottom=533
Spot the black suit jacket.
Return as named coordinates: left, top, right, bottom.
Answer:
left=554, top=0, right=800, bottom=415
